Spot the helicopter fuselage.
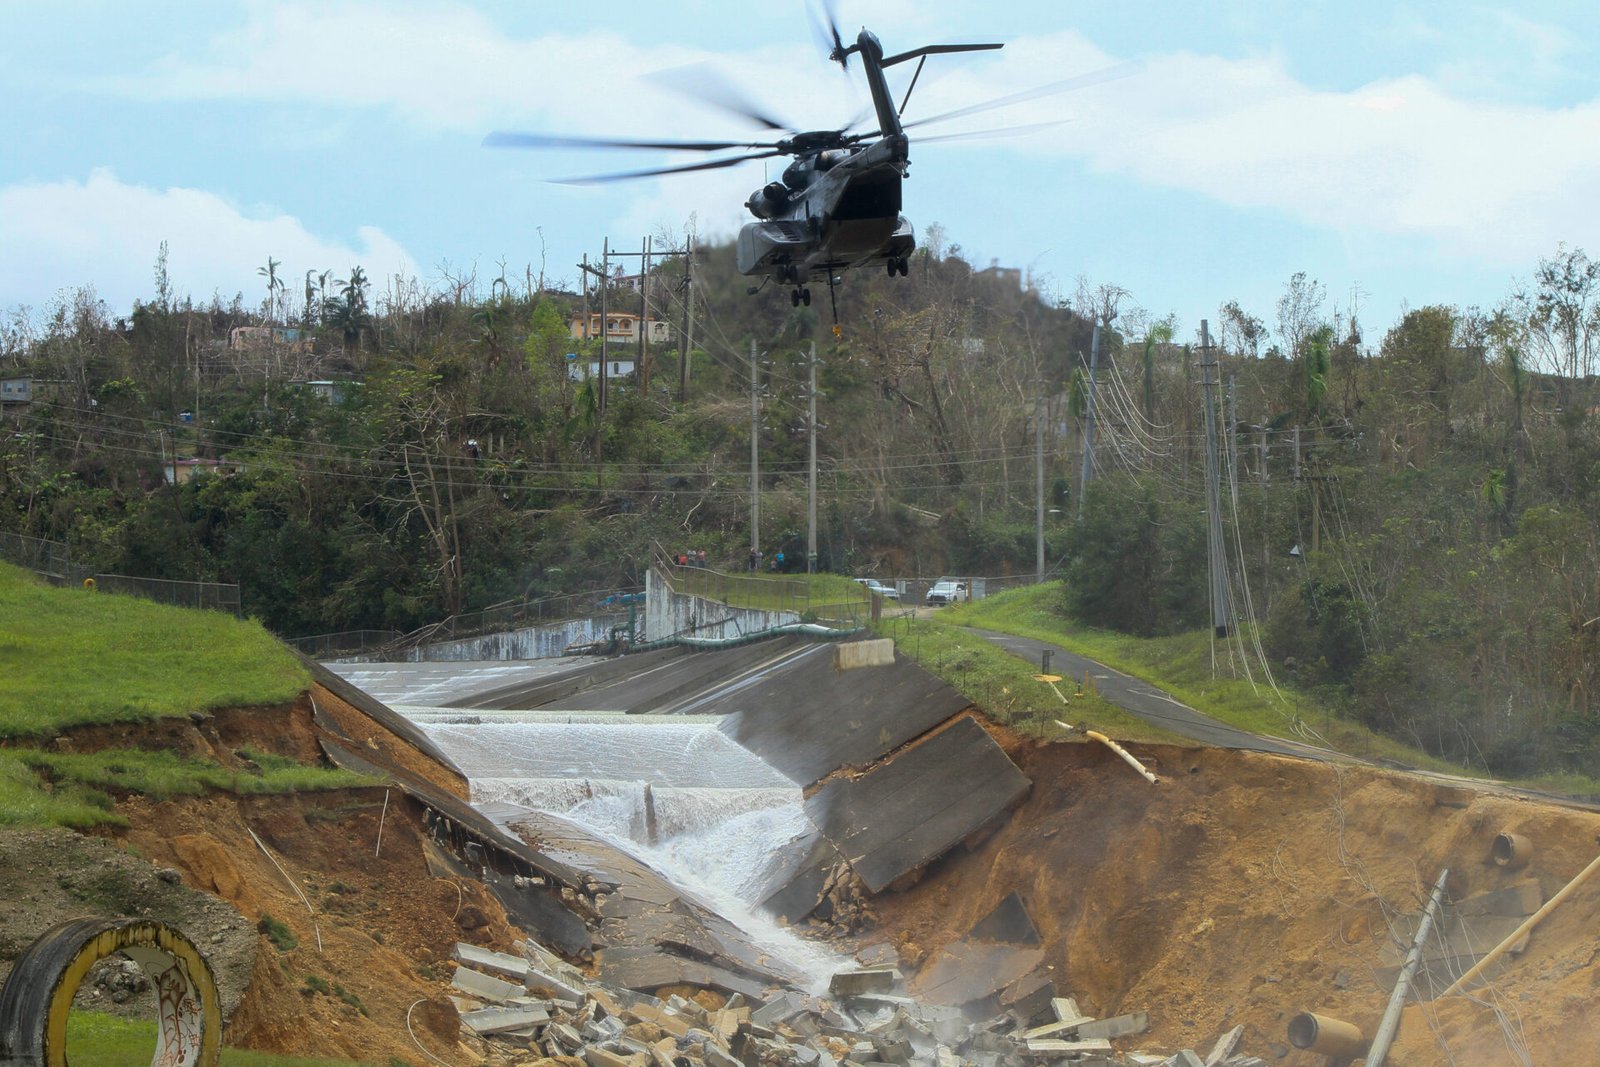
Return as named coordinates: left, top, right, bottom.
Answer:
left=736, top=134, right=914, bottom=284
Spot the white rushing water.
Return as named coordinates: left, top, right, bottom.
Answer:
left=421, top=719, right=851, bottom=989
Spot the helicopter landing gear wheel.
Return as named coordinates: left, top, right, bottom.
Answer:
left=887, top=257, right=909, bottom=277
left=792, top=287, right=811, bottom=307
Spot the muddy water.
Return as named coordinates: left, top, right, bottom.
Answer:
left=419, top=720, right=850, bottom=988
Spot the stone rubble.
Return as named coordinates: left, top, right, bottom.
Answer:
left=451, top=943, right=1266, bottom=1067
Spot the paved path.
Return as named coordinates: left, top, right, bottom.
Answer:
left=966, top=627, right=1335, bottom=760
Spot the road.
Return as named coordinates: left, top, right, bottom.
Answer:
left=965, top=627, right=1335, bottom=760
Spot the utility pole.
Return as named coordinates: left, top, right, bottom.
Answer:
left=749, top=338, right=760, bottom=566
left=1076, top=322, right=1102, bottom=519
left=638, top=235, right=652, bottom=395
left=1035, top=377, right=1046, bottom=582
left=1200, top=320, right=1229, bottom=638
left=807, top=340, right=819, bottom=573
left=599, top=239, right=609, bottom=412
left=680, top=234, right=695, bottom=403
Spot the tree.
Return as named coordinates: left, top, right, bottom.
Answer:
left=323, top=267, right=371, bottom=359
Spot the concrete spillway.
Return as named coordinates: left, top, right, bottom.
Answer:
left=417, top=717, right=845, bottom=988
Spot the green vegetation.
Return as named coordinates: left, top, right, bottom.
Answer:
left=66, top=1010, right=378, bottom=1066
left=941, top=584, right=1600, bottom=792
left=0, top=748, right=372, bottom=830
left=0, top=566, right=368, bottom=830
left=300, top=974, right=331, bottom=995
left=0, top=563, right=307, bottom=738
left=873, top=608, right=1178, bottom=745
left=260, top=914, right=300, bottom=952
left=8, top=242, right=1600, bottom=779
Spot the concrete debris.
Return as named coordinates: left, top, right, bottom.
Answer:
left=830, top=968, right=903, bottom=997
left=457, top=940, right=1265, bottom=1067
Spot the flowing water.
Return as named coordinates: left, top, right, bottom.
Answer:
left=420, top=719, right=851, bottom=988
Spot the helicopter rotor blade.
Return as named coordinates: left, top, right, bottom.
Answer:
left=913, top=120, right=1069, bottom=146
left=808, top=0, right=849, bottom=70
left=485, top=131, right=779, bottom=153
left=553, top=148, right=789, bottom=185
left=898, top=61, right=1139, bottom=133
left=647, top=64, right=793, bottom=133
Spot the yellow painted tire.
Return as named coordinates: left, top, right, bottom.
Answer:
left=0, top=918, right=221, bottom=1066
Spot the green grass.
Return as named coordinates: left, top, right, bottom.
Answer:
left=936, top=583, right=1600, bottom=793
left=0, top=748, right=375, bottom=830
left=0, top=562, right=308, bottom=738
left=66, top=1010, right=380, bottom=1066
left=871, top=611, right=1182, bottom=744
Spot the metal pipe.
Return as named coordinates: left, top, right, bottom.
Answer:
left=1084, top=730, right=1160, bottom=785
left=1287, top=1012, right=1365, bottom=1058
left=1442, top=848, right=1600, bottom=997
left=1366, top=868, right=1450, bottom=1066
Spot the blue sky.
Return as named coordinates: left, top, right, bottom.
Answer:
left=3, top=1, right=1599, bottom=347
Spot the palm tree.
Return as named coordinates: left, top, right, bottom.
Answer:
left=257, top=257, right=283, bottom=323
left=323, top=267, right=371, bottom=358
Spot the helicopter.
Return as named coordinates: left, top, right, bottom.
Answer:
left=487, top=11, right=1122, bottom=310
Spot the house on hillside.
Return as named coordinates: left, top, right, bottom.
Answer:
left=163, top=458, right=243, bottom=485
left=569, top=312, right=671, bottom=345
left=229, top=326, right=313, bottom=353
left=568, top=357, right=637, bottom=383
left=0, top=376, right=31, bottom=405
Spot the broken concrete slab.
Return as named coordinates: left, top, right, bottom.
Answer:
left=452, top=965, right=525, bottom=1003
left=1024, top=1037, right=1114, bottom=1055
left=1077, top=1011, right=1150, bottom=1039
left=461, top=1003, right=552, bottom=1034
left=453, top=942, right=531, bottom=982
left=966, top=891, right=1041, bottom=946
left=1454, top=881, right=1542, bottom=917
left=909, top=939, right=1045, bottom=1007
left=1163, top=1051, right=1205, bottom=1067
left=803, top=717, right=1031, bottom=894
left=715, top=645, right=972, bottom=787
left=585, top=1047, right=648, bottom=1067
left=830, top=968, right=902, bottom=996
left=1203, top=1024, right=1244, bottom=1066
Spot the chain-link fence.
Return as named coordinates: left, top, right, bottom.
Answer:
left=0, top=531, right=243, bottom=616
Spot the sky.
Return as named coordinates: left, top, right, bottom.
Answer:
left=3, top=0, right=1599, bottom=347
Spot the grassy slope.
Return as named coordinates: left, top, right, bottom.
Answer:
left=0, top=564, right=369, bottom=828
left=67, top=1011, right=379, bottom=1066
left=0, top=562, right=308, bottom=738
left=936, top=582, right=1600, bottom=793
left=871, top=611, right=1184, bottom=745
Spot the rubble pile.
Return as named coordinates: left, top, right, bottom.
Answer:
left=449, top=943, right=1263, bottom=1067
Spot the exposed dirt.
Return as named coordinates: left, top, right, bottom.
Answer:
left=9, top=681, right=1599, bottom=1067
left=0, top=827, right=256, bottom=1015
left=871, top=733, right=1600, bottom=1066
left=0, top=699, right=515, bottom=1064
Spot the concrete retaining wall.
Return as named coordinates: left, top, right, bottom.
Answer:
left=394, top=615, right=631, bottom=662
left=644, top=569, right=799, bottom=643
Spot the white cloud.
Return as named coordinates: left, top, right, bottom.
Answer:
left=86, top=5, right=1600, bottom=274
left=915, top=32, right=1600, bottom=266
left=0, top=169, right=418, bottom=314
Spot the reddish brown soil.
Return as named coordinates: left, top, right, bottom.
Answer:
left=872, top=734, right=1600, bottom=1066
left=118, top=788, right=520, bottom=1063
left=307, top=683, right=469, bottom=798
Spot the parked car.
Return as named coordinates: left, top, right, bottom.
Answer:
left=925, top=579, right=969, bottom=606
left=853, top=578, right=900, bottom=601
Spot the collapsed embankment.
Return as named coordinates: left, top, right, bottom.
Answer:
left=872, top=731, right=1600, bottom=1066
left=7, top=670, right=1600, bottom=1066
left=0, top=691, right=519, bottom=1064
